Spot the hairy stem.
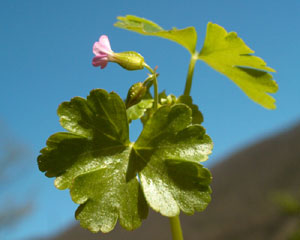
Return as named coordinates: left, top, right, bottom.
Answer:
left=169, top=215, right=184, bottom=240
left=183, top=52, right=198, bottom=96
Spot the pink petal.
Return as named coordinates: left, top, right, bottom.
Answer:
left=93, top=35, right=112, bottom=56
left=92, top=56, right=108, bottom=69
left=99, top=35, right=112, bottom=51
left=93, top=42, right=107, bottom=56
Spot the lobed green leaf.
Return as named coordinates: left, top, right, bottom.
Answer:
left=38, top=90, right=213, bottom=233
left=198, top=22, right=278, bottom=109
left=132, top=104, right=213, bottom=216
left=114, top=15, right=197, bottom=54
left=38, top=89, right=148, bottom=232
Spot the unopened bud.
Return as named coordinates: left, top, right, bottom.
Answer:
left=125, top=82, right=147, bottom=108
left=113, top=51, right=145, bottom=71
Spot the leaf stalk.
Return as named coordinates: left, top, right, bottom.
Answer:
left=183, top=52, right=198, bottom=96
left=169, top=215, right=184, bottom=240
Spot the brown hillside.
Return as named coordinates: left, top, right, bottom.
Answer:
left=48, top=122, right=300, bottom=240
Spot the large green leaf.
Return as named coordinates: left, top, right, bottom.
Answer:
left=38, top=89, right=148, bottom=233
left=132, top=104, right=212, bottom=216
left=114, top=15, right=197, bottom=54
left=38, top=90, right=213, bottom=233
left=71, top=147, right=147, bottom=233
left=198, top=22, right=278, bottom=109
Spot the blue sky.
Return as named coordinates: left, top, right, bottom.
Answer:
left=0, top=0, right=299, bottom=239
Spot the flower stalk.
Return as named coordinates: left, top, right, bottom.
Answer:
left=183, top=52, right=198, bottom=96
left=144, top=63, right=159, bottom=111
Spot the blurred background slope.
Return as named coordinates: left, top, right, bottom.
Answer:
left=0, top=123, right=33, bottom=239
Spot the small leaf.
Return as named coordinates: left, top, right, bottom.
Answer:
left=132, top=104, right=213, bottom=216
left=127, top=99, right=154, bottom=122
left=115, top=15, right=197, bottom=54
left=38, top=89, right=148, bottom=233
left=198, top=22, right=278, bottom=109
left=177, top=95, right=204, bottom=124
left=160, top=93, right=177, bottom=106
left=156, top=92, right=204, bottom=124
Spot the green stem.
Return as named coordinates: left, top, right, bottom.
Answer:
left=144, top=63, right=158, bottom=110
left=169, top=215, right=184, bottom=240
left=183, top=52, right=198, bottom=96
left=152, top=75, right=158, bottom=110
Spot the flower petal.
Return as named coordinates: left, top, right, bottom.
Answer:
left=93, top=42, right=107, bottom=56
left=92, top=56, right=108, bottom=69
left=93, top=35, right=112, bottom=56
left=99, top=35, right=112, bottom=51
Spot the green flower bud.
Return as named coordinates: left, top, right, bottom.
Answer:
left=125, top=82, right=147, bottom=108
left=113, top=51, right=145, bottom=70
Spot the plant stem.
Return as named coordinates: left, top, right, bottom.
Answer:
left=169, top=215, right=184, bottom=240
left=152, top=75, right=158, bottom=110
left=183, top=52, right=198, bottom=96
left=144, top=63, right=158, bottom=110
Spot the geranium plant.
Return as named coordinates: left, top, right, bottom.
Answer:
left=38, top=15, right=277, bottom=240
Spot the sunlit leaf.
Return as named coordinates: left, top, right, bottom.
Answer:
left=198, top=22, right=278, bottom=109
left=115, top=15, right=197, bottom=53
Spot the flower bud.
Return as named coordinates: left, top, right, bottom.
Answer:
left=113, top=51, right=145, bottom=71
left=125, top=82, right=147, bottom=108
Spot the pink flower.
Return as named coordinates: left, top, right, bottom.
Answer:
left=92, top=35, right=114, bottom=69
left=92, top=35, right=145, bottom=70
